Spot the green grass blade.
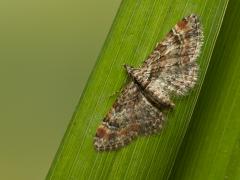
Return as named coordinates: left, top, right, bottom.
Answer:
left=170, top=1, right=240, bottom=179
left=46, top=0, right=229, bottom=179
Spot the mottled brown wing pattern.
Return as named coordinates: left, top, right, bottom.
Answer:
left=147, top=14, right=202, bottom=95
left=126, top=14, right=203, bottom=107
left=94, top=82, right=164, bottom=151
left=94, top=14, right=203, bottom=151
left=146, top=14, right=203, bottom=66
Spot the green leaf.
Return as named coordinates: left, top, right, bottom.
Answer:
left=170, top=1, right=240, bottom=179
left=46, top=0, right=229, bottom=179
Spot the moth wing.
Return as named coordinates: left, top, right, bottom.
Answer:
left=144, top=14, right=203, bottom=67
left=129, top=14, right=203, bottom=97
left=94, top=82, right=164, bottom=151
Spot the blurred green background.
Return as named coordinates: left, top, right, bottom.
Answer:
left=0, top=0, right=121, bottom=179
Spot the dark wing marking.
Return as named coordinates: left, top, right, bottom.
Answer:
left=94, top=82, right=164, bottom=151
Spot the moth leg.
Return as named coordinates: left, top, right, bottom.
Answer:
left=109, top=90, right=120, bottom=98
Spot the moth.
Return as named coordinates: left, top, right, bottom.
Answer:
left=94, top=14, right=203, bottom=151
